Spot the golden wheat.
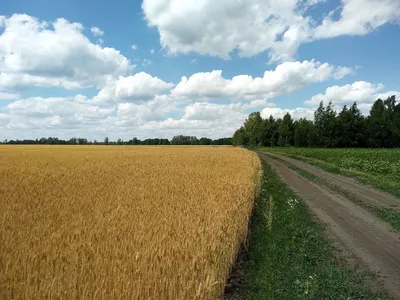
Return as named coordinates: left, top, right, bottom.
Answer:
left=0, top=145, right=261, bottom=300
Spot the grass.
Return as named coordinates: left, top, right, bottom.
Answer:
left=241, top=160, right=390, bottom=299
left=257, top=147, right=400, bottom=197
left=259, top=152, right=400, bottom=231
left=375, top=208, right=400, bottom=231
left=0, top=145, right=262, bottom=300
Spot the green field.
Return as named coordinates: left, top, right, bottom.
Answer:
left=258, top=148, right=400, bottom=197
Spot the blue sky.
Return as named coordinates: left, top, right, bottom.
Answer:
left=1, top=0, right=399, bottom=140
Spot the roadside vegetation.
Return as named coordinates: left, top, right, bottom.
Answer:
left=241, top=160, right=389, bottom=299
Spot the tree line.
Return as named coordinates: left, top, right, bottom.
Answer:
left=1, top=135, right=232, bottom=146
left=233, top=95, right=400, bottom=148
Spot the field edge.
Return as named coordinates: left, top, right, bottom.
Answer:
left=226, top=157, right=390, bottom=299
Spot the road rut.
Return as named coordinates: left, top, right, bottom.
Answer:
left=265, top=152, right=400, bottom=211
left=259, top=154, right=400, bottom=299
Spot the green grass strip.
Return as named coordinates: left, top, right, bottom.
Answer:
left=241, top=160, right=390, bottom=299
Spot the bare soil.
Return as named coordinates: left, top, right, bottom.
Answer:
left=259, top=153, right=400, bottom=299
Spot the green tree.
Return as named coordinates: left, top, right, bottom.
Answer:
left=336, top=102, right=365, bottom=147
left=199, top=137, right=212, bottom=145
left=261, top=115, right=279, bottom=147
left=232, top=126, right=248, bottom=146
left=314, top=101, right=338, bottom=147
left=278, top=113, right=294, bottom=146
left=366, top=99, right=387, bottom=147
left=294, top=118, right=314, bottom=147
left=104, top=136, right=109, bottom=145
left=243, top=112, right=263, bottom=146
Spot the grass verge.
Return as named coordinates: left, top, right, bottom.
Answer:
left=262, top=153, right=400, bottom=231
left=241, top=160, right=390, bottom=299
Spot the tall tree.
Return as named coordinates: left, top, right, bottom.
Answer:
left=336, top=102, right=365, bottom=147
left=278, top=113, right=294, bottom=146
left=314, top=101, right=338, bottom=147
left=243, top=112, right=264, bottom=146
left=261, top=115, right=279, bottom=146
left=366, top=99, right=387, bottom=147
left=232, top=126, right=248, bottom=146
left=294, top=118, right=314, bottom=147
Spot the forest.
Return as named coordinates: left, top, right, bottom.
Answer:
left=233, top=96, right=400, bottom=148
left=1, top=135, right=232, bottom=146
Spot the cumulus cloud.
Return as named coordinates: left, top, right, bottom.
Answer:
left=142, top=0, right=400, bottom=62
left=139, top=117, right=243, bottom=138
left=305, top=81, right=384, bottom=106
left=92, top=72, right=174, bottom=103
left=0, top=14, right=131, bottom=90
left=183, top=102, right=243, bottom=120
left=90, top=26, right=104, bottom=36
left=304, top=81, right=400, bottom=114
left=261, top=107, right=314, bottom=120
left=5, top=96, right=114, bottom=120
left=0, top=92, right=20, bottom=100
left=0, top=113, right=10, bottom=126
left=132, top=44, right=138, bottom=50
left=173, top=60, right=352, bottom=100
left=314, top=0, right=400, bottom=39
left=142, top=0, right=311, bottom=62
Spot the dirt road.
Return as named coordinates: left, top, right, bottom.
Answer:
left=259, top=153, right=400, bottom=299
left=266, top=152, right=400, bottom=210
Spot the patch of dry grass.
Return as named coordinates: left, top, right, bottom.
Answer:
left=0, top=146, right=261, bottom=300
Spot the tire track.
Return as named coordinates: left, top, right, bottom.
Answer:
left=259, top=154, right=400, bottom=299
left=263, top=152, right=400, bottom=211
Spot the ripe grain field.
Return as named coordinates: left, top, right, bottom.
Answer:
left=0, top=145, right=262, bottom=300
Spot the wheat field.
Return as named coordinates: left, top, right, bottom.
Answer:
left=0, top=145, right=261, bottom=300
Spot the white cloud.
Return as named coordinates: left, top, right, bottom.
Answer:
left=0, top=113, right=10, bottom=126
left=6, top=96, right=114, bottom=120
left=142, top=0, right=311, bottom=62
left=132, top=44, right=138, bottom=50
left=173, top=60, right=352, bottom=100
left=142, top=58, right=152, bottom=67
left=92, top=72, right=174, bottom=103
left=304, top=81, right=400, bottom=114
left=90, top=26, right=104, bottom=37
left=0, top=92, right=20, bottom=100
left=140, top=117, right=243, bottom=138
left=314, top=0, right=400, bottom=39
left=241, top=99, right=275, bottom=110
left=150, top=49, right=155, bottom=54
left=183, top=102, right=243, bottom=120
left=1, top=95, right=116, bottom=138
left=306, top=81, right=384, bottom=106
left=142, top=0, right=400, bottom=62
left=0, top=14, right=131, bottom=90
left=116, top=102, right=164, bottom=126
left=261, top=107, right=314, bottom=120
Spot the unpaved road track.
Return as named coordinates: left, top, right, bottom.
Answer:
left=265, top=152, right=400, bottom=211
left=259, top=153, right=400, bottom=299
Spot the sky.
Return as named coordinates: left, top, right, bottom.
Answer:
left=1, top=0, right=400, bottom=140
